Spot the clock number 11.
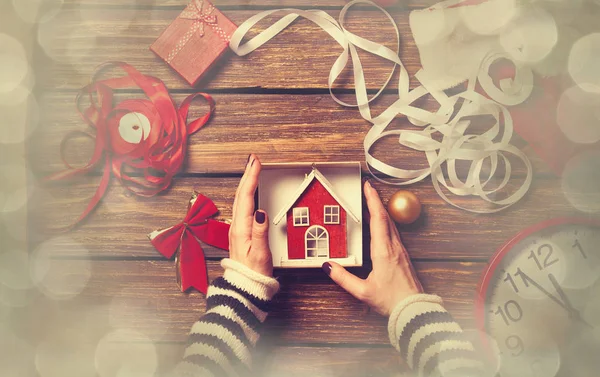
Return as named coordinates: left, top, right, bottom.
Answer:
left=572, top=239, right=587, bottom=259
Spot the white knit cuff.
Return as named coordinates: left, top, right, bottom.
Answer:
left=221, top=258, right=280, bottom=301
left=387, top=294, right=445, bottom=350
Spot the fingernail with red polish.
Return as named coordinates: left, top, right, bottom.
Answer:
left=255, top=210, right=265, bottom=224
left=322, top=262, right=332, bottom=276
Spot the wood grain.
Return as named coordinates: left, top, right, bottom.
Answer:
left=35, top=8, right=417, bottom=91
left=63, top=0, right=439, bottom=9
left=7, top=259, right=482, bottom=344
left=30, top=92, right=550, bottom=176
left=29, top=174, right=583, bottom=260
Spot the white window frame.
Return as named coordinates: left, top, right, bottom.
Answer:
left=324, top=205, right=340, bottom=225
left=305, top=225, right=329, bottom=258
left=293, top=207, right=309, bottom=227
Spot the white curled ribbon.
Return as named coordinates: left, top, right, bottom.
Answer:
left=229, top=0, right=533, bottom=213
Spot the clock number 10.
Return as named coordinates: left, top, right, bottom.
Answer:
left=492, top=300, right=523, bottom=326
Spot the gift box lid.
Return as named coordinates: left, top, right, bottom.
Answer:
left=150, top=0, right=237, bottom=86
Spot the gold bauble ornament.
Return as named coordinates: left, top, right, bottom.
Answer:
left=387, top=190, right=422, bottom=225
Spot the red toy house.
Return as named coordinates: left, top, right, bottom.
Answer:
left=272, top=167, right=360, bottom=261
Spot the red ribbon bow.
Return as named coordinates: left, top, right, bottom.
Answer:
left=44, top=62, right=214, bottom=230
left=181, top=0, right=218, bottom=30
left=149, top=192, right=230, bottom=294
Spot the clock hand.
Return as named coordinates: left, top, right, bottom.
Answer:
left=517, top=269, right=570, bottom=311
left=547, top=273, right=594, bottom=329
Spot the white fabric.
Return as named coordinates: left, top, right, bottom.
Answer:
left=210, top=304, right=261, bottom=345
left=228, top=0, right=535, bottom=213
left=221, top=258, right=280, bottom=301
left=387, top=294, right=445, bottom=350
left=189, top=321, right=252, bottom=365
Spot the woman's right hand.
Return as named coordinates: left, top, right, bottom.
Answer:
left=322, top=181, right=424, bottom=316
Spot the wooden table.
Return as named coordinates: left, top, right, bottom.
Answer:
left=27, top=0, right=584, bottom=375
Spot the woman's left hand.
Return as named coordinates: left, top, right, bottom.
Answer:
left=228, top=154, right=274, bottom=277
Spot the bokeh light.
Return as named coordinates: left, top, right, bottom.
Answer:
left=460, top=0, right=517, bottom=36
left=95, top=329, right=158, bottom=377
left=11, top=0, right=64, bottom=24
left=568, top=33, right=600, bottom=91
left=0, top=282, right=36, bottom=308
left=582, top=277, right=600, bottom=328
left=35, top=336, right=97, bottom=377
left=533, top=26, right=580, bottom=77
left=499, top=6, right=558, bottom=64
left=498, top=338, right=560, bottom=377
left=456, top=330, right=500, bottom=377
left=0, top=250, right=34, bottom=291
left=561, top=150, right=600, bottom=213
left=556, top=85, right=600, bottom=144
left=37, top=18, right=99, bottom=74
left=0, top=87, right=40, bottom=144
left=0, top=327, right=36, bottom=376
left=30, top=237, right=91, bottom=300
left=0, top=159, right=36, bottom=214
left=0, top=33, right=29, bottom=94
left=408, top=6, right=447, bottom=46
left=1, top=207, right=28, bottom=242
left=538, top=0, right=583, bottom=26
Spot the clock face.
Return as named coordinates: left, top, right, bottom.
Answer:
left=476, top=219, right=600, bottom=377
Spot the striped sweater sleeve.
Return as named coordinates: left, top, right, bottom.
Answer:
left=170, top=258, right=280, bottom=377
left=388, top=294, right=485, bottom=377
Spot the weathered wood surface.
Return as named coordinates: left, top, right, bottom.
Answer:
left=36, top=8, right=417, bottom=91
left=153, top=343, right=407, bottom=377
left=6, top=259, right=482, bottom=344
left=63, top=0, right=438, bottom=9
left=26, top=0, right=597, bottom=373
left=30, top=175, right=582, bottom=260
left=30, top=92, right=549, bottom=176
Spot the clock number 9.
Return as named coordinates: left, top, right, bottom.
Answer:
left=505, top=335, right=524, bottom=357
left=493, top=300, right=523, bottom=326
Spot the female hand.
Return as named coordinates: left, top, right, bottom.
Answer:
left=323, top=181, right=424, bottom=316
left=228, top=154, right=274, bottom=277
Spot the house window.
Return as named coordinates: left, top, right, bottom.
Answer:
left=305, top=226, right=329, bottom=258
left=293, top=207, right=309, bottom=226
left=324, top=205, right=340, bottom=224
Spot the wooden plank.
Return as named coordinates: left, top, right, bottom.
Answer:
left=6, top=259, right=482, bottom=344
left=35, top=8, right=419, bottom=91
left=62, top=0, right=438, bottom=9
left=30, top=92, right=548, bottom=176
left=151, top=342, right=407, bottom=377
left=29, top=174, right=583, bottom=260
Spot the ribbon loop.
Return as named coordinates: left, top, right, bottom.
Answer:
left=44, top=62, right=214, bottom=230
left=149, top=192, right=230, bottom=294
left=229, top=0, right=534, bottom=213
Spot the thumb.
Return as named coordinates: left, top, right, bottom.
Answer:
left=252, top=209, right=270, bottom=253
left=323, top=261, right=367, bottom=301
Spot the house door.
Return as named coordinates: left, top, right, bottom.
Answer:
left=305, top=225, right=329, bottom=258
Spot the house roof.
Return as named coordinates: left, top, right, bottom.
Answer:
left=272, top=167, right=360, bottom=225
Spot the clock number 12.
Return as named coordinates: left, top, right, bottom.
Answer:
left=528, top=244, right=558, bottom=270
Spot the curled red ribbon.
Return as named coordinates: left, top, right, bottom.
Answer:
left=148, top=192, right=230, bottom=294
left=44, top=62, right=215, bottom=230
